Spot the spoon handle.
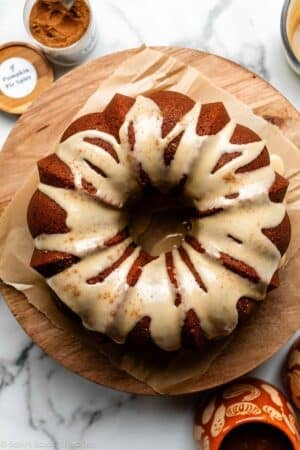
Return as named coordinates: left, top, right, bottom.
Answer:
left=61, top=0, right=75, bottom=9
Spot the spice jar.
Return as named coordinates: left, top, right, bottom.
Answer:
left=23, top=0, right=97, bottom=66
left=281, top=0, right=300, bottom=74
left=0, top=42, right=54, bottom=114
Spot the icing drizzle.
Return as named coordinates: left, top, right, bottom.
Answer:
left=33, top=95, right=286, bottom=351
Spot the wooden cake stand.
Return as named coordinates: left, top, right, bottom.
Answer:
left=0, top=47, right=299, bottom=395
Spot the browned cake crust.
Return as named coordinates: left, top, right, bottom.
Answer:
left=30, top=249, right=79, bottom=278
left=28, top=190, right=69, bottom=237
left=27, top=91, right=291, bottom=351
left=37, top=154, right=74, bottom=189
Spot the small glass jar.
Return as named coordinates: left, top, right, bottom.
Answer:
left=281, top=0, right=300, bottom=75
left=23, top=0, right=97, bottom=66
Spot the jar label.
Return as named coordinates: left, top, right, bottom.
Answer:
left=0, top=57, right=37, bottom=99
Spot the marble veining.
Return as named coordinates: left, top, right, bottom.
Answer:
left=0, top=0, right=299, bottom=448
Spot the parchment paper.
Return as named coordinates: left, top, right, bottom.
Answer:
left=1, top=47, right=300, bottom=395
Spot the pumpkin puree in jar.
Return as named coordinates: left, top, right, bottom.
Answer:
left=29, top=0, right=90, bottom=48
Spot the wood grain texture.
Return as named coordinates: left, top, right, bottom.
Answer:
left=0, top=47, right=299, bottom=396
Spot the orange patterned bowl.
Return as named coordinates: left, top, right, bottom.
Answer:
left=194, top=378, right=300, bottom=450
left=284, top=337, right=300, bottom=409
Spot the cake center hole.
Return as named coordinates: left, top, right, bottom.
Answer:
left=129, top=190, right=192, bottom=257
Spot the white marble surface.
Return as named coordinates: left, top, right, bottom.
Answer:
left=0, top=1, right=299, bottom=448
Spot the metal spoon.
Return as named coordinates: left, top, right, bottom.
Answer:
left=62, top=0, right=75, bottom=9
left=44, top=0, right=75, bottom=8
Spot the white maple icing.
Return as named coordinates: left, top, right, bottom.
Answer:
left=32, top=95, right=288, bottom=351
left=56, top=130, right=140, bottom=207
left=36, top=183, right=128, bottom=257
left=270, top=154, right=285, bottom=176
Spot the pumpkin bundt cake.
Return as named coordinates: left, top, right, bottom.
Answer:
left=27, top=91, right=291, bottom=351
